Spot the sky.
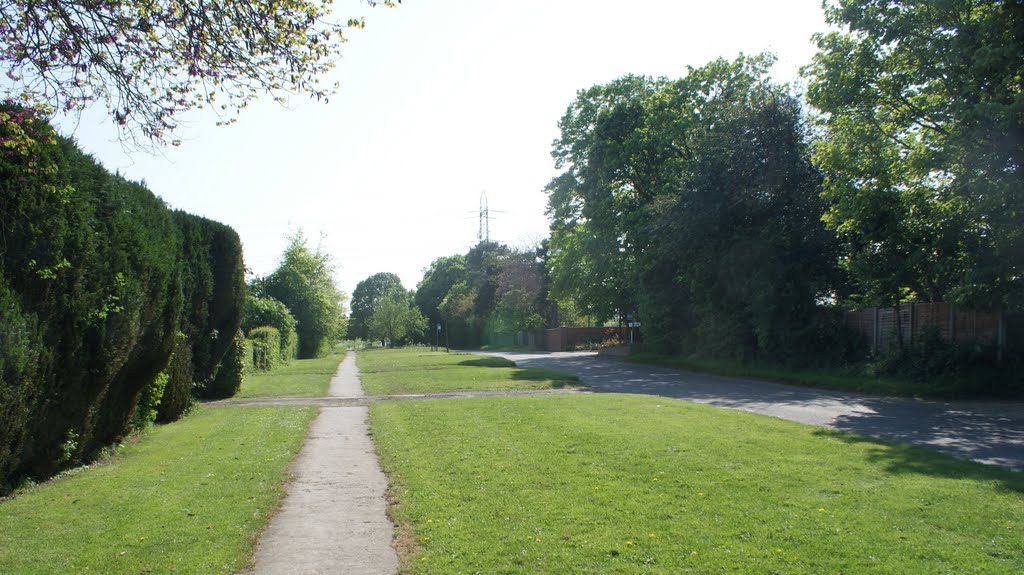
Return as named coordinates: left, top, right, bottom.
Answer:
left=52, top=0, right=830, bottom=299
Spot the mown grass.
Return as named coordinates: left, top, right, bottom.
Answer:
left=0, top=405, right=317, bottom=575
left=629, top=353, right=928, bottom=397
left=371, top=394, right=1024, bottom=574
left=235, top=348, right=345, bottom=398
left=356, top=347, right=580, bottom=395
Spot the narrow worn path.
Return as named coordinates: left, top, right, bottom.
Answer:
left=240, top=352, right=398, bottom=575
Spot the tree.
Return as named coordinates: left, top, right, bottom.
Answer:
left=368, top=292, right=426, bottom=347
left=348, top=271, right=404, bottom=340
left=0, top=0, right=399, bottom=145
left=803, top=0, right=1024, bottom=310
left=414, top=255, right=467, bottom=327
left=255, top=231, right=347, bottom=358
left=546, top=55, right=838, bottom=358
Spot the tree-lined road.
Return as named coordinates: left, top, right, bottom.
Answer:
left=482, top=351, right=1024, bottom=472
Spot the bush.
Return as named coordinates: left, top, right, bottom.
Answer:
left=0, top=108, right=246, bottom=490
left=243, top=295, right=298, bottom=363
left=131, top=372, right=169, bottom=430
left=249, top=326, right=282, bottom=371
left=156, top=333, right=193, bottom=423
left=173, top=211, right=246, bottom=401
left=204, top=328, right=246, bottom=399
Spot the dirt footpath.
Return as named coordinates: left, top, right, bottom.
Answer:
left=241, top=352, right=398, bottom=575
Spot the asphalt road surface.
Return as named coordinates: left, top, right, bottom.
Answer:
left=481, top=350, right=1024, bottom=473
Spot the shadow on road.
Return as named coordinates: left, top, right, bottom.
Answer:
left=482, top=351, right=1024, bottom=474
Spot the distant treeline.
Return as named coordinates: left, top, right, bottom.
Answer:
left=0, top=108, right=245, bottom=492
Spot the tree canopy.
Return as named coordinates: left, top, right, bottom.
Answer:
left=368, top=292, right=426, bottom=346
left=254, top=231, right=347, bottom=358
left=803, top=0, right=1024, bottom=309
left=0, top=0, right=398, bottom=145
left=546, top=55, right=837, bottom=357
left=348, top=271, right=404, bottom=341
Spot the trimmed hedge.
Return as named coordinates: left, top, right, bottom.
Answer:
left=243, top=295, right=298, bottom=364
left=249, top=326, right=281, bottom=371
left=0, top=109, right=246, bottom=491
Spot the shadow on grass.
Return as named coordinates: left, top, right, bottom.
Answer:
left=813, top=428, right=1024, bottom=493
left=510, top=367, right=582, bottom=389
left=458, top=357, right=517, bottom=369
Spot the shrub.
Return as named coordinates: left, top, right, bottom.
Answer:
left=156, top=333, right=193, bottom=423
left=249, top=326, right=282, bottom=371
left=204, top=328, right=246, bottom=399
left=243, top=295, right=298, bottom=363
left=131, top=372, right=169, bottom=430
left=0, top=108, right=246, bottom=489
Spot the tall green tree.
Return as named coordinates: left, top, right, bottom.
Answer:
left=803, top=0, right=1024, bottom=310
left=415, top=255, right=467, bottom=327
left=368, top=292, right=426, bottom=347
left=348, top=272, right=404, bottom=341
left=255, top=231, right=347, bottom=358
left=546, top=55, right=837, bottom=358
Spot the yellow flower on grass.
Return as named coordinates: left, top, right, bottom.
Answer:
left=691, top=550, right=698, bottom=556
left=818, top=508, right=825, bottom=513
left=626, top=540, right=634, bottom=546
left=648, top=533, right=657, bottom=538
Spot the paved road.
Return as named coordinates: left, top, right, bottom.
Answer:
left=482, top=350, right=1024, bottom=472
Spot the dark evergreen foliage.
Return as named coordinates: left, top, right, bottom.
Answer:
left=0, top=109, right=245, bottom=491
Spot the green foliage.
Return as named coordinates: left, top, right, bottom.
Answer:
left=0, top=108, right=246, bottom=490
left=244, top=294, right=298, bottom=362
left=348, top=271, right=405, bottom=341
left=803, top=0, right=1024, bottom=310
left=256, top=231, right=347, bottom=358
left=415, top=255, right=467, bottom=326
left=367, top=292, right=427, bottom=346
left=0, top=281, right=40, bottom=490
left=156, top=332, right=194, bottom=424
left=0, top=0, right=400, bottom=145
left=171, top=211, right=247, bottom=401
left=0, top=110, right=183, bottom=484
left=131, top=372, right=169, bottom=431
left=249, top=326, right=282, bottom=371
left=493, top=288, right=545, bottom=332
left=547, top=55, right=837, bottom=360
left=205, top=328, right=247, bottom=399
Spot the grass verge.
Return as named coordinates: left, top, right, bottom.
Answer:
left=235, top=348, right=345, bottom=399
left=356, top=347, right=580, bottom=395
left=628, top=352, right=929, bottom=397
left=0, top=405, right=317, bottom=575
left=371, top=394, right=1023, bottom=574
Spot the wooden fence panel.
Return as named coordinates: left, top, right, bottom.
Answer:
left=846, top=302, right=1000, bottom=353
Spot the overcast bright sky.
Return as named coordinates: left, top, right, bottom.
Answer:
left=53, top=0, right=830, bottom=298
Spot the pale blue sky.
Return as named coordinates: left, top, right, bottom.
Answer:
left=54, top=0, right=828, bottom=298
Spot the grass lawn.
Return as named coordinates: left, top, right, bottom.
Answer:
left=629, top=353, right=921, bottom=397
left=356, top=347, right=580, bottom=395
left=235, top=348, right=345, bottom=399
left=370, top=394, right=1024, bottom=574
left=0, top=405, right=317, bottom=575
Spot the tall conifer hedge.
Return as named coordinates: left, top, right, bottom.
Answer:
left=0, top=108, right=245, bottom=491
